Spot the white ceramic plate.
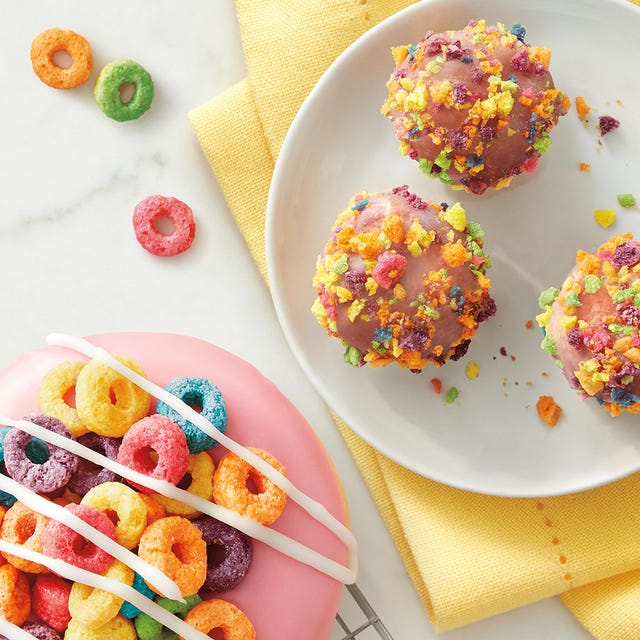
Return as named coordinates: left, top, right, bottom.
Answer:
left=266, top=0, right=640, bottom=497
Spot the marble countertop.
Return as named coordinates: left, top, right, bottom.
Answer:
left=0, top=2, right=592, bottom=638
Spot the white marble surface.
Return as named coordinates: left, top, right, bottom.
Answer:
left=0, top=2, right=592, bottom=638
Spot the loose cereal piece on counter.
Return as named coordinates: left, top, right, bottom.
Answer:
left=598, top=115, right=620, bottom=136
left=30, top=28, right=93, bottom=89
left=575, top=96, right=590, bottom=121
left=132, top=195, right=196, bottom=257
left=594, top=209, right=615, bottom=228
left=94, top=59, right=154, bottom=121
left=617, top=193, right=636, bottom=208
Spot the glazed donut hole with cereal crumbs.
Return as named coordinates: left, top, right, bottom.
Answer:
left=537, top=234, right=640, bottom=416
left=381, top=19, right=568, bottom=194
left=312, top=186, right=496, bottom=371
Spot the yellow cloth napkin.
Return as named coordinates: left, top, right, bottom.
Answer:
left=190, top=1, right=640, bottom=637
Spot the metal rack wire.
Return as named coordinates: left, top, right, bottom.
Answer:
left=335, top=583, right=394, bottom=639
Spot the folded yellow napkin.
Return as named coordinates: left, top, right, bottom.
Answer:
left=190, top=1, right=640, bottom=637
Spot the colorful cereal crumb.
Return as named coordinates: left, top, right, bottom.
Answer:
left=536, top=395, right=562, bottom=427
left=598, top=115, right=620, bottom=136
left=579, top=163, right=590, bottom=172
left=617, top=193, right=636, bottom=208
left=430, top=377, right=442, bottom=394
left=465, top=361, right=479, bottom=379
left=444, top=387, right=459, bottom=404
left=594, top=209, right=615, bottom=228
left=574, top=96, right=590, bottom=121
left=525, top=320, right=534, bottom=329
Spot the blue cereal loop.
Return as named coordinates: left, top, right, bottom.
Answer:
left=155, top=377, right=227, bottom=453
left=611, top=386, right=640, bottom=407
left=120, top=572, right=156, bottom=619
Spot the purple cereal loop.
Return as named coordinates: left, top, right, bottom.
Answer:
left=3, top=414, right=79, bottom=494
left=192, top=516, right=253, bottom=593
left=599, top=115, right=620, bottom=136
left=67, top=433, right=121, bottom=496
left=21, top=622, right=62, bottom=640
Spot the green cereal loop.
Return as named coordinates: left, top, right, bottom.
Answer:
left=94, top=59, right=154, bottom=122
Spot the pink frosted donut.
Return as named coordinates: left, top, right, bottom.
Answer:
left=313, top=186, right=495, bottom=370
left=132, top=195, right=195, bottom=257
left=41, top=503, right=117, bottom=573
left=116, top=414, right=190, bottom=493
left=381, top=20, right=568, bottom=194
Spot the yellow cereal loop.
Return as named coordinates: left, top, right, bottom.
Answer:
left=75, top=355, right=151, bottom=437
left=38, top=361, right=88, bottom=437
left=154, top=452, right=215, bottom=519
left=81, top=482, right=148, bottom=550
left=68, top=560, right=134, bottom=629
left=65, top=614, right=136, bottom=640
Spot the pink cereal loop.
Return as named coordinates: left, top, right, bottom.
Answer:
left=132, top=195, right=196, bottom=256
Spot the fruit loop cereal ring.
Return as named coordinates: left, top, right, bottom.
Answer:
left=65, top=615, right=136, bottom=640
left=75, top=355, right=151, bottom=438
left=132, top=195, right=196, bottom=257
left=0, top=563, right=30, bottom=625
left=68, top=559, right=134, bottom=629
left=0, top=501, right=50, bottom=573
left=153, top=452, right=215, bottom=518
left=182, top=599, right=256, bottom=640
left=30, top=28, right=93, bottom=89
left=67, top=433, right=121, bottom=496
left=116, top=415, right=190, bottom=493
left=156, top=377, right=226, bottom=453
left=3, top=414, right=79, bottom=494
left=33, top=573, right=72, bottom=632
left=94, top=59, right=154, bottom=122
left=41, top=503, right=117, bottom=573
left=39, top=361, right=88, bottom=437
left=119, top=572, right=155, bottom=619
left=134, top=593, right=201, bottom=640
left=213, top=447, right=287, bottom=525
left=137, top=516, right=207, bottom=597
left=21, top=621, right=62, bottom=640
left=192, top=517, right=252, bottom=593
left=81, top=481, right=147, bottom=550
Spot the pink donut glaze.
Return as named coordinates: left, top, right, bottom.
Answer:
left=0, top=333, right=349, bottom=639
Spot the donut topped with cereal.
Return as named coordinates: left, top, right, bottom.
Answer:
left=312, top=185, right=496, bottom=371
left=0, top=333, right=355, bottom=640
left=381, top=20, right=569, bottom=194
left=537, top=234, right=640, bottom=416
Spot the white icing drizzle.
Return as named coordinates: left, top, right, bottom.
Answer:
left=0, top=540, right=212, bottom=640
left=46, top=332, right=359, bottom=582
left=2, top=413, right=356, bottom=584
left=0, top=470, right=183, bottom=602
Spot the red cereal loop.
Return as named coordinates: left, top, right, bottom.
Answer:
left=32, top=573, right=72, bottom=632
left=0, top=502, right=50, bottom=573
left=30, top=28, right=93, bottom=89
left=132, top=195, right=196, bottom=256
left=137, top=516, right=207, bottom=597
left=213, top=447, right=287, bottom=525
left=0, top=563, right=31, bottom=626
left=182, top=599, right=255, bottom=640
left=116, top=414, right=190, bottom=493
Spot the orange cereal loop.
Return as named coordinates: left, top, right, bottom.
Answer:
left=154, top=452, right=215, bottom=519
left=0, top=502, right=50, bottom=573
left=81, top=482, right=147, bottom=550
left=137, top=516, right=207, bottom=597
left=0, top=563, right=30, bottom=625
left=65, top=615, right=136, bottom=640
left=39, top=361, right=88, bottom=437
left=213, top=447, right=287, bottom=526
left=75, top=355, right=151, bottom=437
left=139, top=493, right=167, bottom=525
left=181, top=599, right=256, bottom=640
left=30, top=28, right=93, bottom=89
left=68, top=560, right=134, bottom=629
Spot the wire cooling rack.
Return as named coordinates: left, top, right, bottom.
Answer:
left=334, top=583, right=394, bottom=639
